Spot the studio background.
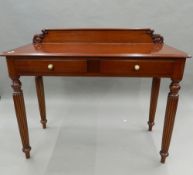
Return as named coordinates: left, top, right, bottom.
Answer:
left=0, top=0, right=193, bottom=175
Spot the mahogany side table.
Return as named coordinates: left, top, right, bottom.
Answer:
left=0, top=28, right=190, bottom=163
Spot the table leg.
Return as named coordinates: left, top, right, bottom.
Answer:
left=160, top=80, right=180, bottom=163
left=35, top=76, right=47, bottom=129
left=12, top=77, right=31, bottom=158
left=148, top=77, right=161, bottom=131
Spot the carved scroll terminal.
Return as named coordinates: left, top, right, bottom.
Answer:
left=33, top=29, right=48, bottom=44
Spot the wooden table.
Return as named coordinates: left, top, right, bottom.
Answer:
left=0, top=28, right=190, bottom=163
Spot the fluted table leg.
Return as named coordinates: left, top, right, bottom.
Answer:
left=148, top=77, right=161, bottom=131
left=160, top=80, right=180, bottom=163
left=35, top=76, right=47, bottom=129
left=12, top=77, right=31, bottom=158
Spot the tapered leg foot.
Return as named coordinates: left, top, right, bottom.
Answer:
left=160, top=80, right=180, bottom=163
left=35, top=76, right=47, bottom=129
left=148, top=77, right=160, bottom=131
left=40, top=119, right=47, bottom=129
left=23, top=146, right=31, bottom=159
left=160, top=151, right=169, bottom=163
left=147, top=121, right=154, bottom=131
left=12, top=77, right=31, bottom=159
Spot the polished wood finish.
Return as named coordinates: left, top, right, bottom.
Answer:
left=35, top=76, right=47, bottom=129
left=160, top=80, right=180, bottom=163
left=14, top=59, right=87, bottom=75
left=1, top=29, right=188, bottom=58
left=33, top=29, right=163, bottom=44
left=2, top=43, right=188, bottom=58
left=0, top=28, right=190, bottom=163
left=100, top=59, right=174, bottom=77
left=148, top=77, right=161, bottom=131
left=10, top=58, right=175, bottom=77
left=11, top=77, right=31, bottom=158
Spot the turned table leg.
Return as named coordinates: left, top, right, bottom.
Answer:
left=148, top=77, right=161, bottom=131
left=160, top=80, right=180, bottom=163
left=35, top=76, right=47, bottom=129
left=12, top=77, right=31, bottom=158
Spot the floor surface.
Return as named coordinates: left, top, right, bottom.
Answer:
left=0, top=78, right=192, bottom=175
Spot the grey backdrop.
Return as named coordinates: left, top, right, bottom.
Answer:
left=0, top=0, right=192, bottom=98
left=0, top=1, right=193, bottom=174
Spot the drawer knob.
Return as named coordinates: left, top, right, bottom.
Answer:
left=134, top=64, right=140, bottom=71
left=48, top=64, right=54, bottom=70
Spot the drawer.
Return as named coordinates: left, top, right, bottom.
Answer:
left=100, top=60, right=174, bottom=77
left=14, top=59, right=87, bottom=75
left=13, top=58, right=175, bottom=77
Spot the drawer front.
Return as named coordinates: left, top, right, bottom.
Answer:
left=13, top=58, right=174, bottom=77
left=100, top=60, right=174, bottom=77
left=14, top=59, right=87, bottom=75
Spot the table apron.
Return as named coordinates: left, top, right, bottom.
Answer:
left=6, top=58, right=182, bottom=78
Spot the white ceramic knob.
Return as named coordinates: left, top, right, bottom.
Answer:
left=134, top=64, right=140, bottom=71
left=48, top=64, right=54, bottom=70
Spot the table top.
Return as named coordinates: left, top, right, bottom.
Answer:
left=0, top=43, right=189, bottom=58
left=0, top=28, right=190, bottom=59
